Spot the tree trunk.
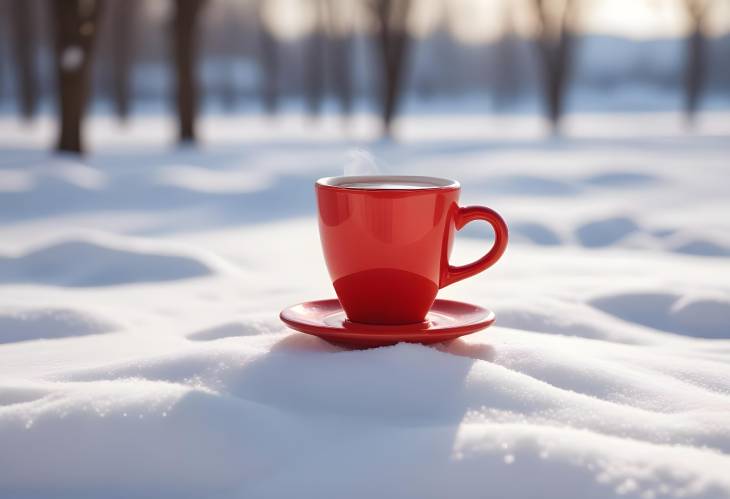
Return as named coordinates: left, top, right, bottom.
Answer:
left=683, top=0, right=708, bottom=124
left=110, top=0, right=137, bottom=121
left=684, top=29, right=705, bottom=121
left=550, top=29, right=573, bottom=127
left=492, top=3, right=522, bottom=110
left=10, top=0, right=38, bottom=121
left=258, top=2, right=279, bottom=115
left=0, top=1, right=5, bottom=104
left=216, top=1, right=237, bottom=112
left=172, top=0, right=205, bottom=143
left=532, top=0, right=574, bottom=135
left=219, top=62, right=236, bottom=112
left=324, top=0, right=353, bottom=117
left=372, top=0, right=412, bottom=137
left=304, top=0, right=326, bottom=118
left=331, top=33, right=353, bottom=116
left=51, top=0, right=104, bottom=154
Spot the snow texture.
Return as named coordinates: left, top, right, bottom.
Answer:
left=60, top=46, right=84, bottom=72
left=0, top=112, right=729, bottom=499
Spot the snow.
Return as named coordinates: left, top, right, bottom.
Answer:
left=60, top=46, right=84, bottom=72
left=1, top=112, right=730, bottom=498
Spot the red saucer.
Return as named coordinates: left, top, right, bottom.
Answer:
left=279, top=299, right=495, bottom=348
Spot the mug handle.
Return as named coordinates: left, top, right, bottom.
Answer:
left=440, top=206, right=508, bottom=288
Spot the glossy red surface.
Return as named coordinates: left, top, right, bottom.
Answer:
left=316, top=177, right=507, bottom=324
left=280, top=299, right=495, bottom=349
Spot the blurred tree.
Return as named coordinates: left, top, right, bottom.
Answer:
left=369, top=0, right=412, bottom=137
left=325, top=0, right=354, bottom=117
left=682, top=0, right=711, bottom=125
left=305, top=0, right=326, bottom=118
left=108, top=0, right=137, bottom=121
left=492, top=2, right=524, bottom=111
left=172, top=0, right=206, bottom=143
left=217, top=0, right=239, bottom=111
left=257, top=0, right=279, bottom=114
left=52, top=0, right=104, bottom=154
left=0, top=0, right=5, bottom=103
left=531, top=0, right=577, bottom=134
left=9, top=0, right=38, bottom=121
left=0, top=15, right=3, bottom=105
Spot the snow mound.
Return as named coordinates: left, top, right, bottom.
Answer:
left=1, top=334, right=729, bottom=498
left=1, top=113, right=730, bottom=498
left=510, top=222, right=562, bottom=246
left=155, top=165, right=272, bottom=194
left=480, top=175, right=580, bottom=197
left=575, top=217, right=640, bottom=248
left=188, top=318, right=282, bottom=341
left=0, top=238, right=214, bottom=287
left=0, top=307, right=119, bottom=344
left=582, top=171, right=657, bottom=188
left=591, top=292, right=730, bottom=338
left=0, top=382, right=55, bottom=407
left=495, top=306, right=646, bottom=344
left=670, top=238, right=730, bottom=257
left=0, top=160, right=106, bottom=193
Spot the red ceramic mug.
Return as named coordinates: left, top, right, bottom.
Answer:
left=316, top=175, right=508, bottom=325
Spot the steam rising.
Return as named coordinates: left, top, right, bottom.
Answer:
left=343, top=150, right=380, bottom=176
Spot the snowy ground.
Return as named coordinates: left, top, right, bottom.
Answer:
left=1, top=112, right=729, bottom=499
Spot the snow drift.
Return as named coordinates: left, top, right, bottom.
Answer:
left=0, top=113, right=729, bottom=499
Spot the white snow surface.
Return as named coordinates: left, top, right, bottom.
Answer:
left=1, top=112, right=730, bottom=499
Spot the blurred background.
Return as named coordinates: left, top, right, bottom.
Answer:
left=1, top=0, right=729, bottom=153
left=4, top=6, right=730, bottom=497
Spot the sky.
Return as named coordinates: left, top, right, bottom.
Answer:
left=145, top=0, right=730, bottom=42
left=437, top=0, right=730, bottom=42
left=262, top=0, right=730, bottom=41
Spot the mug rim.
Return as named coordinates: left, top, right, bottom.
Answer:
left=316, top=175, right=460, bottom=191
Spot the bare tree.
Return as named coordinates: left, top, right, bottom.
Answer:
left=0, top=2, right=5, bottom=103
left=304, top=0, right=326, bottom=117
left=51, top=0, right=104, bottom=154
left=108, top=0, right=138, bottom=121
left=217, top=0, right=239, bottom=111
left=9, top=0, right=38, bottom=120
left=531, top=0, right=577, bottom=134
left=325, top=0, right=354, bottom=116
left=369, top=0, right=412, bottom=137
left=172, top=0, right=206, bottom=143
left=492, top=2, right=523, bottom=110
left=257, top=0, right=279, bottom=114
left=682, top=0, right=711, bottom=125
